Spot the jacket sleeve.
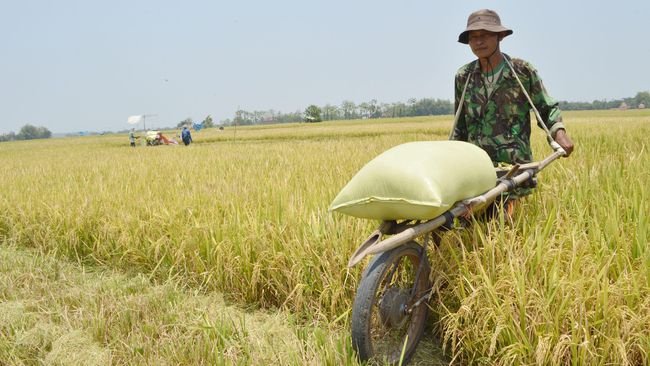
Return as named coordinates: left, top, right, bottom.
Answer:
left=526, top=64, right=565, bottom=136
left=450, top=71, right=468, bottom=141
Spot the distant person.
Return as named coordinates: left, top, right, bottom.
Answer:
left=181, top=126, right=193, bottom=146
left=450, top=9, right=574, bottom=216
left=128, top=128, right=138, bottom=147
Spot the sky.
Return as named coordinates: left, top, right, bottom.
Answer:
left=1, top=0, right=649, bottom=134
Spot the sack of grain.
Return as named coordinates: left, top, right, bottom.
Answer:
left=329, top=141, right=496, bottom=220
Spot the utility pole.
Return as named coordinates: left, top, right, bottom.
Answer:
left=141, top=114, right=157, bottom=131
left=234, top=107, right=239, bottom=142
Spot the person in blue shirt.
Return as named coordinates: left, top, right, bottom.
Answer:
left=181, top=126, right=193, bottom=146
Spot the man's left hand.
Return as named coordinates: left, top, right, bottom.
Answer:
left=554, top=129, right=574, bottom=157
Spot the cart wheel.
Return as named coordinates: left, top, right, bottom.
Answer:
left=351, top=241, right=431, bottom=364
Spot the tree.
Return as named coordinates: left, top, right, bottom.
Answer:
left=367, top=99, right=381, bottom=118
left=233, top=110, right=252, bottom=125
left=15, top=124, right=51, bottom=140
left=38, top=126, right=52, bottom=139
left=322, top=104, right=339, bottom=121
left=341, top=100, right=357, bottom=120
left=358, top=102, right=370, bottom=119
left=203, top=115, right=214, bottom=128
left=177, top=118, right=193, bottom=128
left=389, top=102, right=408, bottom=117
left=16, top=124, right=38, bottom=140
left=632, top=91, right=650, bottom=108
left=0, top=131, right=16, bottom=142
left=304, top=105, right=322, bottom=122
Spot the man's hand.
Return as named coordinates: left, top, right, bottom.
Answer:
left=554, top=129, right=574, bottom=157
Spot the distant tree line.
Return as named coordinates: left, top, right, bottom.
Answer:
left=559, top=91, right=650, bottom=111
left=221, top=91, right=649, bottom=126
left=0, top=124, right=52, bottom=142
left=2, top=92, right=648, bottom=139
left=221, top=98, right=454, bottom=126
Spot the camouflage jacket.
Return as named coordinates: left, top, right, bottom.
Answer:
left=450, top=54, right=565, bottom=165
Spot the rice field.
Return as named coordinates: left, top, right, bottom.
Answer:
left=1, top=110, right=648, bottom=365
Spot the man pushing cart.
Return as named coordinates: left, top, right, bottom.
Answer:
left=331, top=9, right=575, bottom=365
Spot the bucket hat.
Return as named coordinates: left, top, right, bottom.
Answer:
left=458, top=9, right=513, bottom=44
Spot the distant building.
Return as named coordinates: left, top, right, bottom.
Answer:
left=619, top=102, right=629, bottom=110
left=638, top=103, right=646, bottom=109
left=261, top=111, right=275, bottom=123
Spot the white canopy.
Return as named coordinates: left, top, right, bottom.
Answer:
left=127, top=115, right=143, bottom=125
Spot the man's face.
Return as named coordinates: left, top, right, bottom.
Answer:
left=468, top=30, right=500, bottom=58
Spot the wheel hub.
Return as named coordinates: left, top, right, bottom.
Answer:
left=379, top=287, right=410, bottom=328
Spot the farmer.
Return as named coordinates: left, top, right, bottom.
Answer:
left=128, top=128, right=138, bottom=147
left=450, top=9, right=574, bottom=216
left=181, top=126, right=193, bottom=146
